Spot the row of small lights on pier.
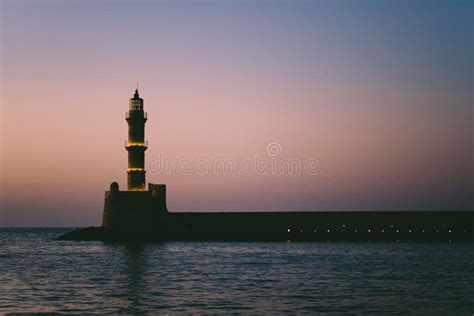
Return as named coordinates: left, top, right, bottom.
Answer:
left=286, top=227, right=465, bottom=233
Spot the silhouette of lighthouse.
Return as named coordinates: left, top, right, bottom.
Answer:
left=102, top=88, right=168, bottom=229
left=126, top=89, right=147, bottom=190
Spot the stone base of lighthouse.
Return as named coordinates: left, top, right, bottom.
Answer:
left=102, top=182, right=169, bottom=233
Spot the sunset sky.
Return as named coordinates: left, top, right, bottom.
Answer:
left=1, top=0, right=472, bottom=226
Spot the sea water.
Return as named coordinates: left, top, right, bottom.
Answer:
left=0, top=228, right=473, bottom=314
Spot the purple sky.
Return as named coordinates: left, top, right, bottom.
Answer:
left=1, top=0, right=472, bottom=226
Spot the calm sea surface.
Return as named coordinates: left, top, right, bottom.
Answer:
left=0, top=228, right=473, bottom=314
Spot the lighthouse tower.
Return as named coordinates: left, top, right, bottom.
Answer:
left=126, top=89, right=147, bottom=190
left=102, top=87, right=168, bottom=230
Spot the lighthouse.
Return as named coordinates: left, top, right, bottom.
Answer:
left=102, top=88, right=168, bottom=230
left=126, top=89, right=147, bottom=190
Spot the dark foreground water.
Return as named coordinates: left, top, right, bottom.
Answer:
left=0, top=228, right=473, bottom=314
